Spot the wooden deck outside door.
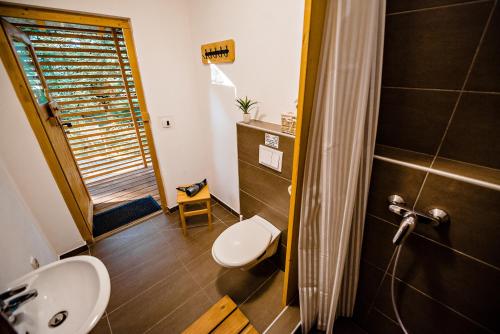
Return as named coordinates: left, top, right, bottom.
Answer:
left=1, top=19, right=93, bottom=236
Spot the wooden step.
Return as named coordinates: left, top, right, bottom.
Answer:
left=183, top=295, right=259, bottom=334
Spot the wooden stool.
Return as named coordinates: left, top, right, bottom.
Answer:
left=176, top=184, right=212, bottom=235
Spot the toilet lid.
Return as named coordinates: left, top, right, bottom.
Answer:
left=213, top=221, right=272, bottom=267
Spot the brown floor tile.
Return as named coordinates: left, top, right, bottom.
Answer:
left=163, top=222, right=227, bottom=265
left=239, top=270, right=284, bottom=332
left=203, top=260, right=277, bottom=305
left=185, top=249, right=228, bottom=288
left=88, top=210, right=284, bottom=333
left=89, top=315, right=111, bottom=334
left=265, top=299, right=300, bottom=334
left=146, top=291, right=212, bottom=334
left=108, top=252, right=182, bottom=312
left=90, top=214, right=166, bottom=260
left=212, top=203, right=240, bottom=225
left=98, top=230, right=169, bottom=278
left=185, top=213, right=218, bottom=228
left=144, top=211, right=181, bottom=230
left=108, top=266, right=198, bottom=334
left=157, top=208, right=219, bottom=231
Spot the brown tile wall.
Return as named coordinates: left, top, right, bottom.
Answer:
left=354, top=1, right=500, bottom=333
left=236, top=122, right=295, bottom=270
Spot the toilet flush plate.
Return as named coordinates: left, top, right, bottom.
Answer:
left=259, top=145, right=283, bottom=172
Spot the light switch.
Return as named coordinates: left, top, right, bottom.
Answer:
left=259, top=145, right=283, bottom=172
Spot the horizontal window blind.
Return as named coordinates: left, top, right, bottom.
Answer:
left=9, top=19, right=151, bottom=183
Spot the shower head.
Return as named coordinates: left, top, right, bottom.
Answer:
left=392, top=212, right=417, bottom=245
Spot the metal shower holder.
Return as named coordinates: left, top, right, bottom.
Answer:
left=387, top=194, right=450, bottom=227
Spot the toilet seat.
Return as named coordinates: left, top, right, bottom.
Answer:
left=212, top=220, right=272, bottom=268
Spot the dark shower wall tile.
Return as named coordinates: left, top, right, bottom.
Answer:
left=386, top=0, right=475, bottom=14
left=393, top=232, right=500, bottom=332
left=414, top=173, right=500, bottom=267
left=357, top=1, right=500, bottom=333
left=366, top=159, right=427, bottom=223
left=466, top=5, right=500, bottom=92
left=439, top=93, right=500, bottom=169
left=361, top=215, right=397, bottom=270
left=432, top=157, right=500, bottom=186
left=376, top=88, right=458, bottom=154
left=237, top=124, right=294, bottom=179
left=375, top=145, right=434, bottom=168
left=382, top=1, right=493, bottom=89
left=359, top=261, right=384, bottom=301
left=374, top=269, right=493, bottom=334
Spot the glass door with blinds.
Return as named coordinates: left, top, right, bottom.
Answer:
left=5, top=17, right=152, bottom=183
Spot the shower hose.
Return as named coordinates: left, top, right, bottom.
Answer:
left=391, top=245, right=409, bottom=334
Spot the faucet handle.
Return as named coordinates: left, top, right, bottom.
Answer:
left=392, top=213, right=417, bottom=245
left=0, top=284, right=27, bottom=303
left=388, top=194, right=406, bottom=206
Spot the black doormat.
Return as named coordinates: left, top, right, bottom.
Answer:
left=92, top=196, right=161, bottom=237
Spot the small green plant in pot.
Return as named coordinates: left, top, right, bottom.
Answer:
left=236, top=96, right=258, bottom=123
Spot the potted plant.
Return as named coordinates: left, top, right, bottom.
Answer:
left=236, top=96, right=258, bottom=123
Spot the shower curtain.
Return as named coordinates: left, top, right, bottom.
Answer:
left=297, top=0, right=385, bottom=332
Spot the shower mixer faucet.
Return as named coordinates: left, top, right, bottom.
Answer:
left=387, top=195, right=449, bottom=245
left=392, top=212, right=416, bottom=245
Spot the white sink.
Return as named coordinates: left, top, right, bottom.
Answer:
left=8, top=256, right=110, bottom=334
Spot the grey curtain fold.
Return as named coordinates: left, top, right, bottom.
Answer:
left=297, top=0, right=385, bottom=332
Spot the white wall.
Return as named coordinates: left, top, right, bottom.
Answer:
left=0, top=158, right=57, bottom=289
left=0, top=62, right=85, bottom=256
left=189, top=0, right=304, bottom=211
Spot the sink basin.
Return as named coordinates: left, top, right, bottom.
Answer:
left=9, top=256, right=110, bottom=334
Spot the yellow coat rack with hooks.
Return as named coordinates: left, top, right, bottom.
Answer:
left=201, top=39, right=235, bottom=64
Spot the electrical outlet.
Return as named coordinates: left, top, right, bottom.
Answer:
left=160, top=117, right=173, bottom=128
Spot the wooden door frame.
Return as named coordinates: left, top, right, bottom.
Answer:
left=282, top=0, right=328, bottom=306
left=0, top=2, right=169, bottom=242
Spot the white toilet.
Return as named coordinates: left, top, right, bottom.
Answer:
left=212, top=215, right=281, bottom=270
